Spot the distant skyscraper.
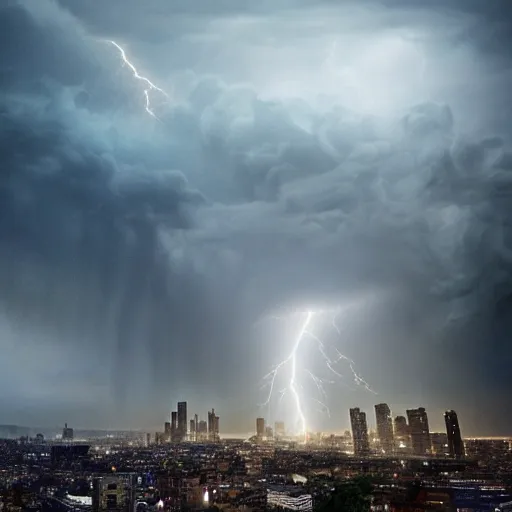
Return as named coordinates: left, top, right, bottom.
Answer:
left=444, top=410, right=464, bottom=459
left=256, top=417, right=265, bottom=437
left=177, top=402, right=187, bottom=441
left=394, top=416, right=408, bottom=437
left=171, top=411, right=177, bottom=441
left=164, top=421, right=171, bottom=442
left=62, top=423, right=74, bottom=441
left=375, top=403, right=394, bottom=454
left=407, top=407, right=431, bottom=455
left=194, top=413, right=198, bottom=433
left=189, top=419, right=195, bottom=440
left=207, top=409, right=220, bottom=441
left=275, top=421, right=285, bottom=437
left=349, top=408, right=370, bottom=456
left=214, top=414, right=219, bottom=439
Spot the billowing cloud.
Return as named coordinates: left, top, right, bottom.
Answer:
left=0, top=0, right=511, bottom=434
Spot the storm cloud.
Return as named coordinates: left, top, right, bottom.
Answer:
left=0, top=0, right=511, bottom=434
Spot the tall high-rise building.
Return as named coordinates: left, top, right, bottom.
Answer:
left=214, top=414, right=219, bottom=438
left=164, top=421, right=171, bottom=442
left=407, top=407, right=431, bottom=455
left=375, top=403, right=394, bottom=454
left=349, top=408, right=370, bottom=456
left=444, top=410, right=464, bottom=459
left=171, top=411, right=177, bottom=441
left=394, top=416, right=408, bottom=437
left=177, top=402, right=187, bottom=441
left=394, top=415, right=410, bottom=451
left=62, top=423, right=74, bottom=441
left=194, top=414, right=198, bottom=433
left=275, top=421, right=285, bottom=437
left=256, top=417, right=265, bottom=437
left=207, top=409, right=220, bottom=441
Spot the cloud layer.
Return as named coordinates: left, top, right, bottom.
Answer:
left=0, top=0, right=511, bottom=433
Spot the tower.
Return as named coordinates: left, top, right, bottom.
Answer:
left=406, top=407, right=431, bottom=455
left=208, top=409, right=219, bottom=441
left=375, top=403, right=394, bottom=454
left=444, top=410, right=464, bottom=459
left=62, top=423, right=74, bottom=441
left=349, top=408, right=370, bottom=456
left=177, top=402, right=187, bottom=442
left=171, top=411, right=177, bottom=441
left=394, top=416, right=408, bottom=437
left=256, top=417, right=265, bottom=438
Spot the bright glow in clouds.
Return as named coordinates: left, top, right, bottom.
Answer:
left=260, top=304, right=376, bottom=439
left=107, top=40, right=168, bottom=119
left=321, top=34, right=426, bottom=115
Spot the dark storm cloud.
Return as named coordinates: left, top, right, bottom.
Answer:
left=0, top=0, right=208, bottom=424
left=1, top=0, right=512, bottom=433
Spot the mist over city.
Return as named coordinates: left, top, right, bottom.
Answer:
left=1, top=0, right=512, bottom=439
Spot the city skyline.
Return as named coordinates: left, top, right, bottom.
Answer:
left=7, top=401, right=479, bottom=440
left=1, top=0, right=512, bottom=435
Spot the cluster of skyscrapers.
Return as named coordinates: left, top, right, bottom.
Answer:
left=350, top=404, right=464, bottom=458
left=256, top=418, right=286, bottom=439
left=157, top=402, right=220, bottom=444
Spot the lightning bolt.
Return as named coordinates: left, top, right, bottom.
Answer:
left=107, top=40, right=168, bottom=119
left=260, top=306, right=376, bottom=441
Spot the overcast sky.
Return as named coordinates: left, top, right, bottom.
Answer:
left=0, top=0, right=511, bottom=436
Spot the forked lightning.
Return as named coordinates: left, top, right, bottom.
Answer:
left=107, top=40, right=168, bottom=119
left=261, top=308, right=375, bottom=440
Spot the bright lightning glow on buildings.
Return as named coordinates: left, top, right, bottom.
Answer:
left=261, top=307, right=375, bottom=439
left=107, top=40, right=168, bottom=119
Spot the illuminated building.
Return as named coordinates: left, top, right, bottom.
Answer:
left=406, top=407, right=431, bottom=455
left=92, top=474, right=136, bottom=512
left=256, top=418, right=265, bottom=438
left=265, top=426, right=274, bottom=439
left=444, top=409, right=464, bottom=458
left=375, top=403, right=394, bottom=454
left=394, top=415, right=408, bottom=436
left=164, top=422, right=171, bottom=442
left=189, top=419, right=196, bottom=441
left=171, top=411, right=177, bottom=441
left=177, top=402, right=187, bottom=441
left=267, top=487, right=313, bottom=511
left=349, top=407, right=370, bottom=456
left=208, top=408, right=220, bottom=441
left=275, top=421, right=285, bottom=437
left=62, top=423, right=74, bottom=441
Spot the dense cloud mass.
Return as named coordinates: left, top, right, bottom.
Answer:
left=0, top=0, right=511, bottom=434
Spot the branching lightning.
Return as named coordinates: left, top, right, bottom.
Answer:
left=107, top=40, right=168, bottom=119
left=260, top=307, right=376, bottom=440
